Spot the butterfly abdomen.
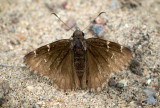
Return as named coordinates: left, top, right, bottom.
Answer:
left=73, top=39, right=86, bottom=82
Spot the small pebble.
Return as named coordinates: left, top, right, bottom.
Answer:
left=61, top=1, right=71, bottom=10
left=89, top=24, right=105, bottom=38
left=70, top=93, right=75, bottom=98
left=142, top=88, right=156, bottom=96
left=129, top=59, right=142, bottom=75
left=27, top=85, right=34, bottom=92
left=116, top=83, right=124, bottom=88
left=0, top=80, right=11, bottom=97
left=146, top=96, right=155, bottom=104
left=146, top=79, right=152, bottom=85
left=0, top=80, right=10, bottom=107
left=45, top=3, right=55, bottom=12
left=120, top=0, right=141, bottom=9
left=61, top=1, right=67, bottom=9
left=116, top=79, right=127, bottom=88
left=11, top=17, right=19, bottom=24
left=0, top=98, right=6, bottom=107
left=62, top=17, right=76, bottom=31
left=16, top=33, right=26, bottom=41
left=108, top=78, right=116, bottom=87
left=94, top=17, right=106, bottom=25
left=109, top=0, right=117, bottom=9
left=136, top=98, right=145, bottom=105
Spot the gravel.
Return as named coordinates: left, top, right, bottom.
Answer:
left=0, top=0, right=160, bottom=107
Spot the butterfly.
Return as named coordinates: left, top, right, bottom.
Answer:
left=24, top=29, right=132, bottom=92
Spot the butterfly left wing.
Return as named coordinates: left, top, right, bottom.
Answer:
left=86, top=38, right=132, bottom=91
left=24, top=39, right=79, bottom=91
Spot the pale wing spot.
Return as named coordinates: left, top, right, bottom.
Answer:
left=120, top=46, right=123, bottom=52
left=47, top=44, right=50, bottom=52
left=107, top=45, right=110, bottom=49
left=34, top=51, right=37, bottom=57
left=106, top=41, right=110, bottom=49
left=98, top=65, right=102, bottom=74
left=35, top=59, right=42, bottom=67
left=106, top=41, right=110, bottom=45
left=111, top=53, right=115, bottom=59
left=114, top=58, right=117, bottom=63
left=106, top=49, right=109, bottom=52
left=44, top=59, right=47, bottom=63
left=103, top=74, right=107, bottom=77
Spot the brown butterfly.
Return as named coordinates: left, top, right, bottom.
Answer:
left=24, top=29, right=132, bottom=91
left=24, top=12, right=132, bottom=91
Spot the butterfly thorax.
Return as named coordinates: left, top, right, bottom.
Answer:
left=71, top=30, right=86, bottom=83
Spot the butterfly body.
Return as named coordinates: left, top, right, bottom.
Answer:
left=71, top=30, right=87, bottom=89
left=24, top=30, right=132, bottom=91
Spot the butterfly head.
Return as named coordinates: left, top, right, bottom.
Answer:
left=72, top=30, right=85, bottom=39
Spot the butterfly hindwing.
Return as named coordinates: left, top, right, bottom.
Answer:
left=86, top=50, right=107, bottom=91
left=52, top=50, right=76, bottom=90
left=86, top=38, right=132, bottom=90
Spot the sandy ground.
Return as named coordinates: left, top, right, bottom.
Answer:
left=0, top=0, right=160, bottom=107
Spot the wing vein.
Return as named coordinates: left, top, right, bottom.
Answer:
left=87, top=46, right=106, bottom=75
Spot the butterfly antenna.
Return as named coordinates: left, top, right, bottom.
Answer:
left=51, top=13, right=75, bottom=32
left=82, top=12, right=106, bottom=32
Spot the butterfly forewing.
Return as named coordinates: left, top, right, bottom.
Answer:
left=86, top=38, right=132, bottom=90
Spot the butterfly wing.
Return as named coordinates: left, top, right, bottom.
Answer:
left=24, top=39, right=78, bottom=91
left=86, top=38, right=132, bottom=91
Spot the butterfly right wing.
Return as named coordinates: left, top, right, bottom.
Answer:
left=86, top=38, right=132, bottom=91
left=24, top=39, right=79, bottom=91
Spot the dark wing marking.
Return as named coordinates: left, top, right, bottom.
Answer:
left=24, top=39, right=78, bottom=91
left=86, top=38, right=132, bottom=90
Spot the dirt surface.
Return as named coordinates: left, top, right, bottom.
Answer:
left=0, top=0, right=160, bottom=107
